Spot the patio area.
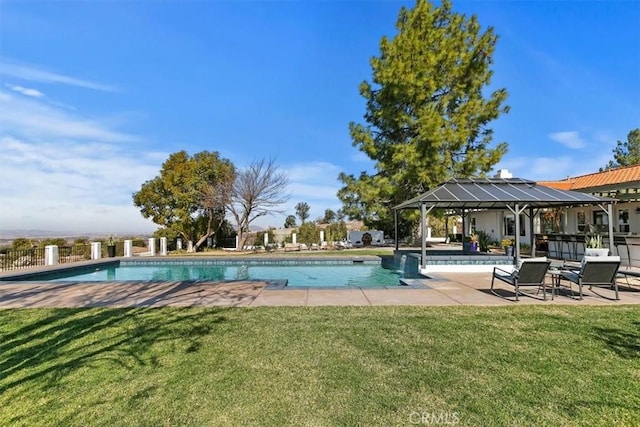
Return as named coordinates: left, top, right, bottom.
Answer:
left=1, top=269, right=639, bottom=308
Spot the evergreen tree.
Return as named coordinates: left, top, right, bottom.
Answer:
left=295, top=202, right=311, bottom=224
left=338, top=0, right=508, bottom=232
left=284, top=215, right=297, bottom=228
left=605, top=128, right=640, bottom=170
left=322, top=209, right=336, bottom=223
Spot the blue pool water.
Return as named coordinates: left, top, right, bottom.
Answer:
left=25, top=261, right=405, bottom=287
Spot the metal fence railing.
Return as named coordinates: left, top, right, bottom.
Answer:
left=0, top=247, right=46, bottom=272
left=0, top=237, right=234, bottom=272
left=59, top=245, right=92, bottom=264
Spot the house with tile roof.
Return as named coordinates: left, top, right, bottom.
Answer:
left=539, top=164, right=640, bottom=198
left=537, top=164, right=640, bottom=235
left=465, top=166, right=640, bottom=260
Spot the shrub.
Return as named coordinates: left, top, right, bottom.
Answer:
left=475, top=230, right=492, bottom=252
left=501, top=238, right=514, bottom=248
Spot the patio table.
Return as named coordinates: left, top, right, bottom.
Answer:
left=548, top=265, right=579, bottom=299
left=548, top=268, right=563, bottom=300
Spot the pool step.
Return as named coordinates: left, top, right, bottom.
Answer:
left=398, top=279, right=430, bottom=289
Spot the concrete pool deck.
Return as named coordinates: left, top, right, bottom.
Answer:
left=1, top=270, right=639, bottom=308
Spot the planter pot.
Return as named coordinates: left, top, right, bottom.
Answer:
left=504, top=246, right=514, bottom=257
left=107, top=245, right=116, bottom=258
left=584, top=248, right=609, bottom=257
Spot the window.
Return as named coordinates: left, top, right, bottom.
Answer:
left=592, top=211, right=609, bottom=233
left=576, top=211, right=586, bottom=233
left=541, top=208, right=562, bottom=233
left=618, top=209, right=630, bottom=233
left=470, top=217, right=477, bottom=234
left=504, top=214, right=526, bottom=236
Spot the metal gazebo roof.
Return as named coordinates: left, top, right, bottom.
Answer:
left=392, top=177, right=617, bottom=269
left=393, top=178, right=616, bottom=210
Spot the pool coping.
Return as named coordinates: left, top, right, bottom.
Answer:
left=1, top=272, right=636, bottom=308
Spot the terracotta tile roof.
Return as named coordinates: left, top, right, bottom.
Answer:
left=538, top=164, right=640, bottom=190
left=538, top=180, right=573, bottom=191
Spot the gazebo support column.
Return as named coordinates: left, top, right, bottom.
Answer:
left=394, top=209, right=399, bottom=251
left=529, top=206, right=537, bottom=257
left=420, top=203, right=435, bottom=270
left=445, top=213, right=449, bottom=243
left=596, top=203, right=616, bottom=253
left=607, top=203, right=614, bottom=252
left=460, top=209, right=467, bottom=254
left=421, top=203, right=426, bottom=269
left=507, top=203, right=529, bottom=265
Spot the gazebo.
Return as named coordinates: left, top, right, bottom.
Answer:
left=393, top=178, right=617, bottom=269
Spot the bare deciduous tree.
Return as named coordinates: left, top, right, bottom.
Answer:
left=196, top=176, right=235, bottom=249
left=228, top=158, right=289, bottom=250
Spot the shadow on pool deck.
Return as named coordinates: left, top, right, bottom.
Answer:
left=1, top=272, right=640, bottom=307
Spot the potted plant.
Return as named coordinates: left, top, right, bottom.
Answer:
left=501, top=238, right=514, bottom=257
left=107, top=235, right=116, bottom=258
left=469, top=233, right=479, bottom=252
left=584, top=234, right=608, bottom=257
left=462, top=235, right=472, bottom=253
left=475, top=230, right=492, bottom=252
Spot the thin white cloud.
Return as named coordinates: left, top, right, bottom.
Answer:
left=285, top=161, right=341, bottom=183
left=0, top=135, right=161, bottom=233
left=289, top=182, right=341, bottom=201
left=495, top=149, right=613, bottom=181
left=0, top=195, right=157, bottom=234
left=0, top=90, right=138, bottom=142
left=0, top=76, right=158, bottom=233
left=0, top=136, right=159, bottom=201
left=0, top=60, right=115, bottom=92
left=5, top=83, right=44, bottom=98
left=593, top=130, right=616, bottom=145
left=549, top=131, right=586, bottom=149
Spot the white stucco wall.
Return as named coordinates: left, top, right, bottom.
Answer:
left=465, top=202, right=640, bottom=248
left=348, top=230, right=384, bottom=246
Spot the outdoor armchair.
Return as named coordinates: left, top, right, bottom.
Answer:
left=559, top=256, right=620, bottom=300
left=491, top=258, right=551, bottom=301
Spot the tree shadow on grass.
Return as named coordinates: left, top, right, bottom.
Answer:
left=593, top=321, right=640, bottom=359
left=0, top=279, right=264, bottom=308
left=0, top=306, right=230, bottom=395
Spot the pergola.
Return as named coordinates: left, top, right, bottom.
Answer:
left=393, top=178, right=617, bottom=269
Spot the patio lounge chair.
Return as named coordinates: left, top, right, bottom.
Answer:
left=559, top=256, right=620, bottom=300
left=491, top=258, right=551, bottom=301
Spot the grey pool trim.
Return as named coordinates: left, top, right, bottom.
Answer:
left=119, top=256, right=382, bottom=266
left=0, top=256, right=427, bottom=289
left=0, top=258, right=119, bottom=282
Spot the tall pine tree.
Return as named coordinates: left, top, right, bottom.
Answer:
left=605, top=128, right=640, bottom=170
left=338, top=0, right=509, bottom=232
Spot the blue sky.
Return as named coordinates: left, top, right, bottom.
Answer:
left=1, top=0, right=639, bottom=234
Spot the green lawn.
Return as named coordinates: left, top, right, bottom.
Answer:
left=1, top=306, right=638, bottom=426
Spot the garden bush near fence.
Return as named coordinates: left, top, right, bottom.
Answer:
left=1, top=244, right=93, bottom=272
left=0, top=247, right=46, bottom=271
left=59, top=245, right=92, bottom=264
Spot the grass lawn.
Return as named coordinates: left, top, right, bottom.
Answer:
left=1, top=305, right=638, bottom=426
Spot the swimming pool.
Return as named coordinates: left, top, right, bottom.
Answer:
left=2, top=258, right=415, bottom=288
